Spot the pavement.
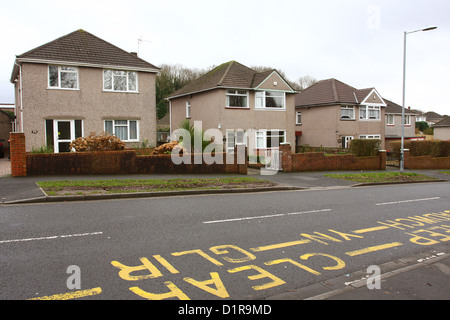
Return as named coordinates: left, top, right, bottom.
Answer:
left=1, top=156, right=449, bottom=300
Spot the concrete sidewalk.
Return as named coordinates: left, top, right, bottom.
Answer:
left=268, top=251, right=450, bottom=300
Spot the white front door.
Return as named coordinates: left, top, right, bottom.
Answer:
left=53, top=119, right=84, bottom=153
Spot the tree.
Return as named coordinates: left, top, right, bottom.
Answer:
left=155, top=64, right=210, bottom=119
left=296, top=75, right=317, bottom=91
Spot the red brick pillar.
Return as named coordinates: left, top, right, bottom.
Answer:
left=379, top=150, right=386, bottom=170
left=403, top=149, right=410, bottom=169
left=10, top=132, right=27, bottom=177
left=280, top=143, right=292, bottom=172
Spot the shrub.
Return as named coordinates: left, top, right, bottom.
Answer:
left=70, top=132, right=125, bottom=152
left=390, top=140, right=449, bottom=157
left=349, top=139, right=380, bottom=157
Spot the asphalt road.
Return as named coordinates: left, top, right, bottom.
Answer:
left=0, top=182, right=449, bottom=301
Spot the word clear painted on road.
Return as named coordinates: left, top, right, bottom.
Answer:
left=106, top=210, right=450, bottom=300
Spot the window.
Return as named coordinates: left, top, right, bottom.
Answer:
left=226, top=90, right=248, bottom=108
left=104, top=120, right=138, bottom=141
left=404, top=115, right=411, bottom=126
left=255, top=130, right=286, bottom=149
left=386, top=114, right=395, bottom=125
left=296, top=111, right=302, bottom=125
left=341, top=106, right=355, bottom=120
left=186, top=101, right=191, bottom=118
left=226, top=130, right=246, bottom=153
left=103, top=70, right=138, bottom=92
left=359, top=105, right=380, bottom=120
left=48, top=66, right=78, bottom=89
left=359, top=134, right=381, bottom=139
left=255, top=91, right=285, bottom=109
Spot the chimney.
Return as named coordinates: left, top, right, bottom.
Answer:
left=130, top=52, right=138, bottom=57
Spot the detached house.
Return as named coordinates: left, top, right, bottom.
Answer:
left=10, top=29, right=160, bottom=152
left=167, top=61, right=297, bottom=153
left=295, top=78, right=386, bottom=149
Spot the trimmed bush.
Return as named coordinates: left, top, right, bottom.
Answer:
left=70, top=132, right=125, bottom=152
left=391, top=140, right=450, bottom=157
left=349, top=139, right=380, bottom=157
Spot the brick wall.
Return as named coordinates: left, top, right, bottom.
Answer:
left=25, top=149, right=247, bottom=176
left=280, top=143, right=386, bottom=172
left=9, top=133, right=27, bottom=177
left=404, top=150, right=450, bottom=169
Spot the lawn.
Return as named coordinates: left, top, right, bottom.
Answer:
left=324, top=172, right=436, bottom=183
left=37, top=177, right=277, bottom=196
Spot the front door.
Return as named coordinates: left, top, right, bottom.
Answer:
left=342, top=136, right=354, bottom=149
left=52, top=120, right=83, bottom=153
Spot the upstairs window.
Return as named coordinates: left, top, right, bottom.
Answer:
left=226, top=90, right=248, bottom=108
left=255, top=91, right=285, bottom=109
left=103, top=70, right=138, bottom=92
left=359, top=105, right=380, bottom=120
left=340, top=106, right=355, bottom=120
left=48, top=66, right=79, bottom=89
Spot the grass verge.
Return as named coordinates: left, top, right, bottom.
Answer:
left=324, top=172, right=437, bottom=184
left=37, top=177, right=277, bottom=196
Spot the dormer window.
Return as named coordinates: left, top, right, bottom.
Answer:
left=48, top=66, right=79, bottom=89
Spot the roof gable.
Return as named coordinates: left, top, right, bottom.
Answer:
left=359, top=88, right=386, bottom=106
left=12, top=29, right=159, bottom=81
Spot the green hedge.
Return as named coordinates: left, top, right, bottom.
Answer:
left=391, top=140, right=450, bottom=157
left=349, top=139, right=381, bottom=157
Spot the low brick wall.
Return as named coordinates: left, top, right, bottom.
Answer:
left=280, top=143, right=386, bottom=172
left=10, top=133, right=27, bottom=177
left=404, top=150, right=450, bottom=169
left=25, top=150, right=247, bottom=175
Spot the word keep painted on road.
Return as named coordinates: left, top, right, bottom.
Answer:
left=107, top=210, right=450, bottom=300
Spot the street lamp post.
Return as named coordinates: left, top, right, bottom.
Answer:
left=400, top=26, right=437, bottom=172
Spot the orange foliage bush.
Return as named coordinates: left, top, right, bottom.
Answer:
left=70, top=132, right=125, bottom=152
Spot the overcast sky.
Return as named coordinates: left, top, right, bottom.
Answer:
left=1, top=0, right=448, bottom=115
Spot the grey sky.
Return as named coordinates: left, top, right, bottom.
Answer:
left=1, top=0, right=448, bottom=115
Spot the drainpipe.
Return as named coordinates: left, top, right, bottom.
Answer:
left=13, top=60, right=24, bottom=133
left=168, top=99, right=172, bottom=140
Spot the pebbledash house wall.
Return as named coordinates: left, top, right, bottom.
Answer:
left=170, top=88, right=296, bottom=153
left=296, top=105, right=386, bottom=149
left=15, top=63, right=157, bottom=151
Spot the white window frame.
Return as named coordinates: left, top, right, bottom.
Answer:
left=359, top=134, right=381, bottom=140
left=255, top=130, right=286, bottom=149
left=296, top=111, right=302, bottom=125
left=103, top=70, right=138, bottom=92
left=186, top=101, right=191, bottom=118
left=48, top=65, right=79, bottom=90
left=226, top=129, right=247, bottom=154
left=359, top=105, right=381, bottom=120
left=255, top=91, right=286, bottom=110
left=386, top=114, right=395, bottom=125
left=226, top=90, right=249, bottom=108
left=104, top=119, right=139, bottom=142
left=403, top=115, right=411, bottom=126
left=340, top=106, right=355, bottom=120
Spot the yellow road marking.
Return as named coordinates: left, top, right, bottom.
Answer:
left=250, top=239, right=311, bottom=252
left=28, top=287, right=102, bottom=300
left=352, top=226, right=390, bottom=234
left=345, top=242, right=403, bottom=257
